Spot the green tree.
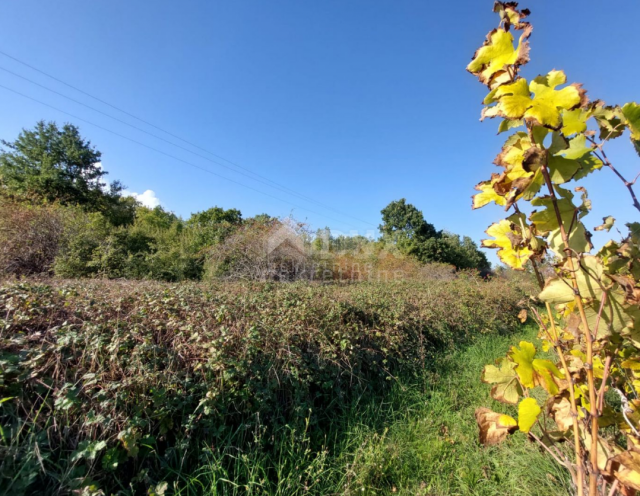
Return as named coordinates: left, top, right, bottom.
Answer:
left=380, top=199, right=489, bottom=270
left=186, top=206, right=243, bottom=251
left=0, top=121, right=134, bottom=225
left=379, top=199, right=438, bottom=247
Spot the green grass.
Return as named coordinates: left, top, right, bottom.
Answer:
left=173, top=324, right=572, bottom=496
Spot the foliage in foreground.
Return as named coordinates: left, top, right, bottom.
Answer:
left=0, top=276, right=529, bottom=495
left=468, top=2, right=640, bottom=495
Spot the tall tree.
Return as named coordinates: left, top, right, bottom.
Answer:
left=379, top=198, right=439, bottom=258
left=0, top=121, right=135, bottom=225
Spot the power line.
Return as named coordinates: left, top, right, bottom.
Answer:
left=0, top=65, right=340, bottom=213
left=0, top=83, right=364, bottom=232
left=0, top=50, right=377, bottom=227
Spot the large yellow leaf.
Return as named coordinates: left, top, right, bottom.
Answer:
left=482, top=358, right=523, bottom=405
left=467, top=28, right=531, bottom=88
left=482, top=220, right=533, bottom=270
left=509, top=341, right=536, bottom=388
left=482, top=71, right=586, bottom=129
left=525, top=71, right=585, bottom=129
left=472, top=178, right=507, bottom=209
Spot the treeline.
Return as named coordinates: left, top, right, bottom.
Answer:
left=0, top=121, right=489, bottom=280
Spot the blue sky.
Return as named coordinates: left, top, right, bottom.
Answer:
left=1, top=0, right=638, bottom=264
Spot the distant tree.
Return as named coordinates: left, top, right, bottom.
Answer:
left=186, top=206, right=243, bottom=251
left=312, top=227, right=332, bottom=252
left=246, top=213, right=273, bottom=224
left=0, top=121, right=134, bottom=225
left=379, top=199, right=490, bottom=271
left=331, top=234, right=371, bottom=252
left=431, top=233, right=491, bottom=271
left=136, top=205, right=181, bottom=232
left=379, top=199, right=439, bottom=259
left=187, top=206, right=242, bottom=227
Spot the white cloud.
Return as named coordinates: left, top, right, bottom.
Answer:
left=123, top=189, right=161, bottom=208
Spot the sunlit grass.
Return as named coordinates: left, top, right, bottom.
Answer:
left=175, top=324, right=571, bottom=495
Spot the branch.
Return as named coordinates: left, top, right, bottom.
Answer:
left=529, top=430, right=574, bottom=473
left=589, top=137, right=640, bottom=214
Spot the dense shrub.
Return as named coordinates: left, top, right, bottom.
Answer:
left=0, top=199, right=66, bottom=276
left=0, top=277, right=527, bottom=494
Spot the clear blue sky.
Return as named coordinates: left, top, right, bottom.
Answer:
left=1, top=0, right=638, bottom=264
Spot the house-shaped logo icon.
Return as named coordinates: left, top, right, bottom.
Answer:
left=266, top=223, right=306, bottom=256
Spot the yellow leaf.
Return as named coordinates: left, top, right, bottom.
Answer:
left=561, top=108, right=588, bottom=136
left=518, top=397, right=541, bottom=433
left=525, top=71, right=585, bottom=129
left=482, top=358, right=523, bottom=405
left=472, top=179, right=507, bottom=209
left=509, top=341, right=536, bottom=388
left=498, top=414, right=517, bottom=428
left=482, top=220, right=533, bottom=270
left=493, top=78, right=532, bottom=119
left=622, top=359, right=640, bottom=371
left=467, top=28, right=531, bottom=88
left=532, top=359, right=564, bottom=394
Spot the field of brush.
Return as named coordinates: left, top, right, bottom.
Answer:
left=0, top=276, right=570, bottom=495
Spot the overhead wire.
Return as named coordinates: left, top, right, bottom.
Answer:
left=0, top=50, right=377, bottom=227
left=0, top=82, right=365, bottom=232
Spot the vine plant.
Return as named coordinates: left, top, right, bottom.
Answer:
left=468, top=3, right=640, bottom=495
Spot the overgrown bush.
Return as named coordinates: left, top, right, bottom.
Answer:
left=1, top=276, right=527, bottom=495
left=0, top=199, right=66, bottom=276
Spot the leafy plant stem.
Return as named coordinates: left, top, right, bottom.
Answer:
left=532, top=260, right=585, bottom=495
left=539, top=161, right=599, bottom=495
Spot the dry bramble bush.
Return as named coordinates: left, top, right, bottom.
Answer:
left=0, top=276, right=528, bottom=494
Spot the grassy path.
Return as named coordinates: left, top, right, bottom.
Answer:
left=332, top=323, right=572, bottom=495
left=178, top=324, right=571, bottom=495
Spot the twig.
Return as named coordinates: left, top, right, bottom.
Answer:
left=613, top=388, right=640, bottom=438
left=597, top=354, right=613, bottom=415
left=607, top=479, right=620, bottom=496
left=529, top=430, right=572, bottom=469
left=588, top=137, right=640, bottom=214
